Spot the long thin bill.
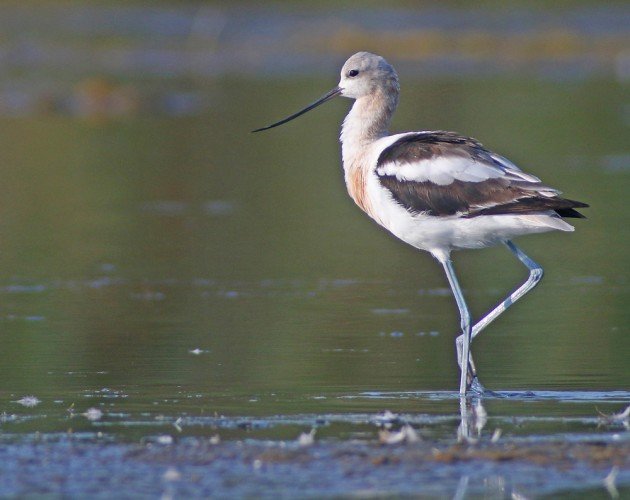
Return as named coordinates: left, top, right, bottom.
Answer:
left=252, top=86, right=342, bottom=133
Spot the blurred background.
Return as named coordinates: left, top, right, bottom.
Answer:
left=0, top=1, right=628, bottom=426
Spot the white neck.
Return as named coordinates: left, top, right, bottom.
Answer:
left=340, top=88, right=398, bottom=169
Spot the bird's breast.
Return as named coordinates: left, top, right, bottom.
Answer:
left=341, top=134, right=412, bottom=227
left=344, top=163, right=384, bottom=225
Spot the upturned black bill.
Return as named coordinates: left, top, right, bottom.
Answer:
left=252, top=86, right=342, bottom=133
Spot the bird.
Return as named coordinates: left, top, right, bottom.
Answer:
left=253, top=52, right=588, bottom=396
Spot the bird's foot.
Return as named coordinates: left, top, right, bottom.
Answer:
left=467, top=375, right=485, bottom=395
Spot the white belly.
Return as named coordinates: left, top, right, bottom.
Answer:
left=364, top=170, right=571, bottom=259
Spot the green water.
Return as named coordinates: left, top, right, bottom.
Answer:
left=0, top=76, right=627, bottom=429
left=0, top=3, right=628, bottom=496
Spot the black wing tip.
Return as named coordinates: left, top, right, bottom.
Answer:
left=568, top=200, right=589, bottom=208
left=556, top=208, right=587, bottom=219
left=557, top=199, right=589, bottom=218
left=463, top=197, right=589, bottom=219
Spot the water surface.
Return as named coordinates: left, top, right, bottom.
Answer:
left=0, top=2, right=628, bottom=497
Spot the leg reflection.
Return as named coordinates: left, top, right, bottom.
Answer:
left=458, top=396, right=488, bottom=443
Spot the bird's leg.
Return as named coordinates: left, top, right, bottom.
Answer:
left=456, top=335, right=478, bottom=387
left=471, top=240, right=543, bottom=340
left=441, top=258, right=472, bottom=395
left=454, top=240, right=543, bottom=391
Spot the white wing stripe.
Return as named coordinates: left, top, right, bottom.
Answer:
left=376, top=156, right=504, bottom=186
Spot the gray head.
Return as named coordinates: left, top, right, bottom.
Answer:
left=253, top=52, right=399, bottom=132
left=338, top=52, right=399, bottom=99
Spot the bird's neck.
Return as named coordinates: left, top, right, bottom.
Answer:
left=340, top=88, right=398, bottom=168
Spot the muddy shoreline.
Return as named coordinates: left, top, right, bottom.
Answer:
left=1, top=431, right=628, bottom=498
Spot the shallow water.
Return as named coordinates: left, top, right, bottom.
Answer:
left=0, top=1, right=629, bottom=497
left=0, top=272, right=627, bottom=425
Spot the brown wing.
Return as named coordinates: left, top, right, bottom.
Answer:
left=376, top=132, right=588, bottom=218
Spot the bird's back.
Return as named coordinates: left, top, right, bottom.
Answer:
left=374, top=131, right=588, bottom=220
left=346, top=131, right=589, bottom=257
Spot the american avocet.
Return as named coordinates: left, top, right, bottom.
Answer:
left=253, top=52, right=588, bottom=395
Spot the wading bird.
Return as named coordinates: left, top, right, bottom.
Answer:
left=253, top=52, right=587, bottom=395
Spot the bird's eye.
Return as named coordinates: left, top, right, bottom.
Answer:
left=347, top=69, right=360, bottom=78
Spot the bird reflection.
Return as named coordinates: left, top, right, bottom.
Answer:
left=458, top=396, right=488, bottom=442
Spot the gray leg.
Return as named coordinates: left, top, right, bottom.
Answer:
left=456, top=335, right=478, bottom=389
left=472, top=240, right=543, bottom=339
left=441, top=259, right=471, bottom=395
left=456, top=240, right=544, bottom=382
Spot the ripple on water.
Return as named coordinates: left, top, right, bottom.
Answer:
left=346, top=390, right=630, bottom=403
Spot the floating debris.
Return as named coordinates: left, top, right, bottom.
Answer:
left=378, top=424, right=420, bottom=445
left=378, top=331, right=405, bottom=338
left=374, top=410, right=400, bottom=428
left=83, top=408, right=104, bottom=421
left=84, top=388, right=128, bottom=399
left=162, top=467, right=181, bottom=482
left=297, top=428, right=316, bottom=447
left=15, top=396, right=41, bottom=408
left=188, top=348, right=209, bottom=355
left=161, top=467, right=181, bottom=500
left=491, top=429, right=502, bottom=443
left=209, top=435, right=221, bottom=445
left=415, top=330, right=440, bottom=337
left=156, top=435, right=174, bottom=445
left=597, top=405, right=630, bottom=428
left=173, top=417, right=183, bottom=433
left=474, top=400, right=488, bottom=436
left=0, top=412, right=18, bottom=423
